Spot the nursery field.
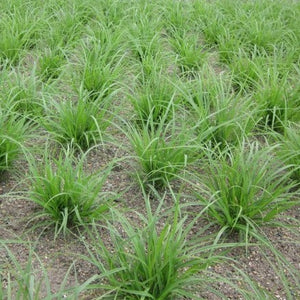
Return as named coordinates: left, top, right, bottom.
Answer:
left=0, top=0, right=300, bottom=299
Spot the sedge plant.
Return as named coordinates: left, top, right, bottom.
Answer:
left=125, top=112, right=197, bottom=189
left=77, top=35, right=124, bottom=101
left=0, top=7, right=41, bottom=64
left=195, top=140, right=299, bottom=241
left=81, top=185, right=271, bottom=299
left=82, top=187, right=242, bottom=299
left=169, top=30, right=208, bottom=73
left=38, top=47, right=66, bottom=82
left=129, top=72, right=178, bottom=128
left=0, top=69, right=44, bottom=119
left=276, top=124, right=300, bottom=181
left=42, top=91, right=110, bottom=151
left=180, top=68, right=256, bottom=149
left=0, top=109, right=29, bottom=173
left=26, top=147, right=114, bottom=237
left=127, top=7, right=163, bottom=63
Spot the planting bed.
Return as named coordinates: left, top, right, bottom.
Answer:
left=0, top=0, right=299, bottom=299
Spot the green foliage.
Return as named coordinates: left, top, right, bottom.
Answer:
left=42, top=92, right=110, bottom=150
left=26, top=148, right=113, bottom=236
left=0, top=70, right=44, bottom=118
left=169, top=30, right=207, bottom=73
left=0, top=240, right=92, bottom=299
left=0, top=0, right=299, bottom=298
left=0, top=109, right=28, bottom=173
left=127, top=7, right=163, bottom=62
left=83, top=193, right=228, bottom=299
left=182, top=69, right=256, bottom=148
left=77, top=33, right=123, bottom=101
left=126, top=119, right=197, bottom=189
left=38, top=48, right=65, bottom=82
left=130, top=73, right=177, bottom=127
left=0, top=7, right=41, bottom=64
left=277, top=124, right=300, bottom=181
left=196, top=141, right=299, bottom=239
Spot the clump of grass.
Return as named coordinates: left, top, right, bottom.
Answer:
left=135, top=52, right=167, bottom=84
left=181, top=69, right=256, bottom=148
left=0, top=109, right=29, bottom=173
left=169, top=30, right=207, bottom=73
left=130, top=72, right=178, bottom=128
left=0, top=70, right=44, bottom=118
left=249, top=53, right=298, bottom=131
left=82, top=191, right=233, bottom=299
left=126, top=118, right=197, bottom=189
left=38, top=48, right=65, bottom=82
left=196, top=141, right=299, bottom=240
left=0, top=8, right=40, bottom=64
left=163, top=0, right=192, bottom=36
left=26, top=148, right=114, bottom=236
left=229, top=49, right=266, bottom=92
left=77, top=34, right=123, bottom=101
left=44, top=2, right=88, bottom=49
left=42, top=91, right=110, bottom=151
left=127, top=7, right=163, bottom=62
left=276, top=124, right=300, bottom=181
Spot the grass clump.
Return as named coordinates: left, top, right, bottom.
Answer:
left=169, top=30, right=207, bottom=73
left=42, top=92, right=110, bottom=151
left=83, top=192, right=230, bottom=299
left=130, top=73, right=177, bottom=128
left=0, top=239, right=92, bottom=299
left=26, top=148, right=113, bottom=236
left=127, top=6, right=163, bottom=63
left=181, top=69, right=256, bottom=149
left=126, top=119, right=196, bottom=189
left=196, top=141, right=299, bottom=240
left=0, top=70, right=44, bottom=118
left=77, top=34, right=123, bottom=101
left=38, top=48, right=65, bottom=82
left=277, top=124, right=300, bottom=181
left=0, top=109, right=29, bottom=173
left=0, top=8, right=41, bottom=64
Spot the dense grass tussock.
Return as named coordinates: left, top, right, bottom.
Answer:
left=0, top=109, right=29, bottom=173
left=26, top=148, right=114, bottom=236
left=196, top=141, right=299, bottom=240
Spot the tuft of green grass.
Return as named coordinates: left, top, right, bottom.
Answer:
left=82, top=188, right=271, bottom=299
left=252, top=57, right=299, bottom=131
left=82, top=190, right=230, bottom=299
left=0, top=8, right=41, bottom=64
left=129, top=72, right=178, bottom=128
left=0, top=109, right=29, bottom=173
left=42, top=91, right=110, bottom=151
left=0, top=70, right=44, bottom=118
left=38, top=48, right=65, bottom=82
left=180, top=69, right=256, bottom=149
left=127, top=7, right=163, bottom=63
left=196, top=141, right=299, bottom=240
left=77, top=34, right=124, bottom=101
left=44, top=2, right=88, bottom=49
left=169, top=30, right=207, bottom=73
left=276, top=124, right=300, bottom=181
left=135, top=52, right=167, bottom=84
left=26, top=148, right=114, bottom=237
left=125, top=117, right=197, bottom=189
